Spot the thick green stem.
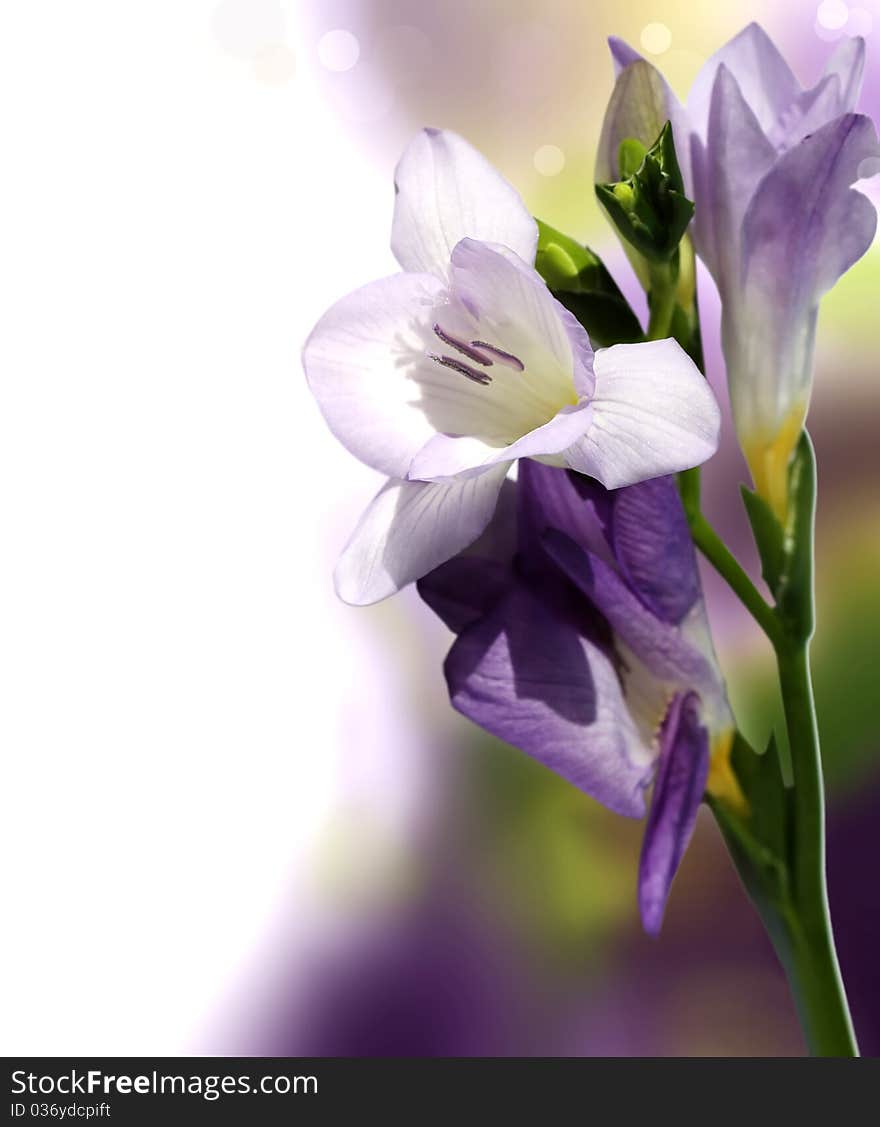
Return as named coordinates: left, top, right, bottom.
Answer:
left=775, top=642, right=858, bottom=1056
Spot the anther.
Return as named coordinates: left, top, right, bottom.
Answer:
left=432, top=324, right=492, bottom=366
left=429, top=354, right=493, bottom=386
left=470, top=342, right=525, bottom=371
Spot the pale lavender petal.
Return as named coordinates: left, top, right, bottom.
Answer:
left=743, top=114, right=879, bottom=310
left=334, top=469, right=507, bottom=605
left=407, top=405, right=592, bottom=482
left=445, top=583, right=652, bottom=817
left=733, top=114, right=879, bottom=438
left=609, top=477, right=700, bottom=625
left=638, top=692, right=710, bottom=934
left=821, top=35, right=866, bottom=115
left=391, top=128, right=538, bottom=279
left=694, top=64, right=776, bottom=292
left=688, top=22, right=800, bottom=140
left=563, top=340, right=720, bottom=489
left=303, top=271, right=445, bottom=479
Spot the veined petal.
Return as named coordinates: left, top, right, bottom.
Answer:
left=334, top=469, right=507, bottom=605
left=638, top=692, right=710, bottom=935
left=563, top=340, right=720, bottom=489
left=303, top=271, right=446, bottom=479
left=688, top=22, right=800, bottom=140
left=391, top=128, right=538, bottom=279
left=445, top=583, right=653, bottom=817
left=408, top=405, right=592, bottom=482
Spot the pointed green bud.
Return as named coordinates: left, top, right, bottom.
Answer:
left=534, top=219, right=643, bottom=346
left=596, top=121, right=694, bottom=264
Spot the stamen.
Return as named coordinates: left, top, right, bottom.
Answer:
left=470, top=341, right=525, bottom=371
left=432, top=323, right=492, bottom=365
left=429, top=353, right=493, bottom=386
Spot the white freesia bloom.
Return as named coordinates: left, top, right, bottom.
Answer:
left=303, top=129, right=720, bottom=604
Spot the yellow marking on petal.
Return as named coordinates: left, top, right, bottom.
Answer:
left=743, top=404, right=806, bottom=525
left=706, top=729, right=749, bottom=816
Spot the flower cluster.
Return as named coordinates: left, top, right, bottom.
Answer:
left=302, top=24, right=877, bottom=936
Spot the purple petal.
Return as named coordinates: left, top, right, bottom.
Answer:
left=609, top=477, right=700, bottom=625
left=542, top=530, right=715, bottom=690
left=445, top=583, right=652, bottom=817
left=608, top=36, right=643, bottom=76
left=742, top=113, right=879, bottom=316
left=417, top=557, right=511, bottom=635
left=732, top=114, right=879, bottom=441
left=417, top=480, right=517, bottom=633
left=638, top=692, right=710, bottom=934
left=516, top=460, right=614, bottom=564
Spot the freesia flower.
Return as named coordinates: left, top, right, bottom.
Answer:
left=418, top=460, right=735, bottom=933
left=598, top=25, right=880, bottom=517
left=304, top=129, right=720, bottom=604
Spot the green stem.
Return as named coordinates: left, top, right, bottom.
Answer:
left=688, top=512, right=782, bottom=647
left=775, top=641, right=858, bottom=1056
left=646, top=268, right=677, bottom=340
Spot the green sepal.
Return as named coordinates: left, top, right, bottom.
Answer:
left=534, top=219, right=643, bottom=346
left=741, top=485, right=785, bottom=596
left=710, top=733, right=796, bottom=946
left=595, top=121, right=695, bottom=264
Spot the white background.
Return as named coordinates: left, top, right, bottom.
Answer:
left=1, top=1, right=441, bottom=1053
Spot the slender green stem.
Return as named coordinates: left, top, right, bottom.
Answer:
left=775, top=641, right=858, bottom=1056
left=688, top=512, right=783, bottom=647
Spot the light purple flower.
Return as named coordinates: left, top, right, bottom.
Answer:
left=303, top=129, right=720, bottom=604
left=599, top=24, right=879, bottom=516
left=418, top=460, right=733, bottom=933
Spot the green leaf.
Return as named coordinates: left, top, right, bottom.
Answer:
left=534, top=219, right=644, bottom=346
left=741, top=485, right=785, bottom=596
left=596, top=121, right=695, bottom=264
